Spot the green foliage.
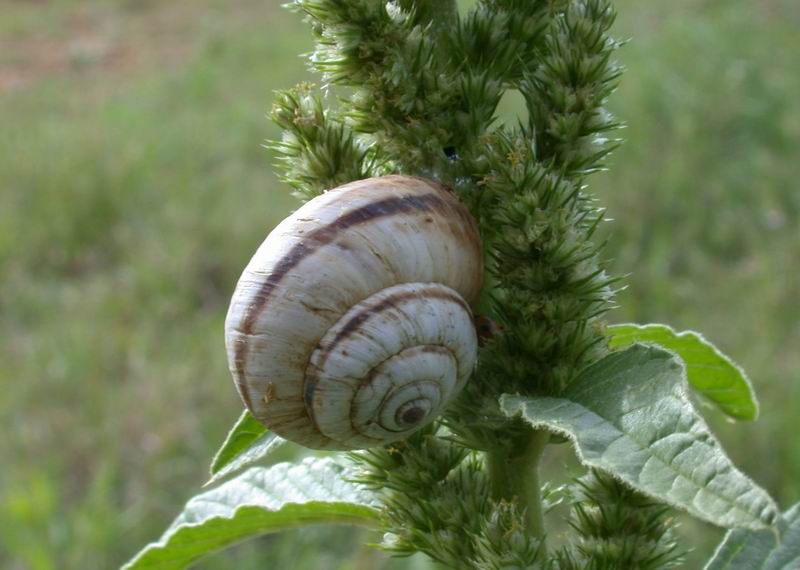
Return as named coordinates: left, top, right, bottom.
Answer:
left=165, top=0, right=788, bottom=568
left=207, top=411, right=285, bottom=487
left=353, top=430, right=482, bottom=566
left=4, top=0, right=798, bottom=569
left=210, top=412, right=267, bottom=476
left=270, top=85, right=378, bottom=200
left=274, top=2, right=635, bottom=567
left=608, top=324, right=759, bottom=421
left=705, top=503, right=800, bottom=570
left=442, top=0, right=623, bottom=458
left=521, top=0, right=622, bottom=174
left=470, top=500, right=545, bottom=569
left=454, top=1, right=553, bottom=82
left=351, top=430, right=544, bottom=569
left=464, top=133, right=614, bottom=401
left=557, top=471, right=683, bottom=570
left=292, top=0, right=510, bottom=178
left=501, top=345, right=778, bottom=530
left=124, top=458, right=379, bottom=570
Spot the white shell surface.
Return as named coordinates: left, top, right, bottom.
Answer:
left=224, top=176, right=482, bottom=449
left=306, top=282, right=477, bottom=448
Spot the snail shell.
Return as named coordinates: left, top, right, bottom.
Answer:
left=225, top=175, right=483, bottom=450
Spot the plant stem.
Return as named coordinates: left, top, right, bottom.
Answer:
left=487, top=429, right=550, bottom=541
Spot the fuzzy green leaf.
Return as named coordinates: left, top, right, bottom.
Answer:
left=501, top=344, right=778, bottom=530
left=207, top=411, right=286, bottom=486
left=123, top=458, right=380, bottom=570
left=609, top=323, right=759, bottom=421
left=210, top=411, right=266, bottom=474
left=705, top=503, right=800, bottom=569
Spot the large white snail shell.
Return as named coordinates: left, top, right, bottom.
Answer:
left=225, top=175, right=483, bottom=450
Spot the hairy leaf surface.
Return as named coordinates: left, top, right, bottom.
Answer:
left=208, top=410, right=285, bottom=486
left=705, top=503, right=800, bottom=569
left=124, top=458, right=379, bottom=570
left=609, top=323, right=758, bottom=420
left=501, top=345, right=777, bottom=530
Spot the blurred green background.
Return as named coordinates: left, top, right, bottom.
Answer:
left=1, top=0, right=797, bottom=568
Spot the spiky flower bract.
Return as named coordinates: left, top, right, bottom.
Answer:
left=272, top=1, right=682, bottom=567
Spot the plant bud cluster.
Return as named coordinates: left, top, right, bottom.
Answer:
left=273, top=0, right=682, bottom=567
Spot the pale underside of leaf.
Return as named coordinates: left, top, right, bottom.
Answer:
left=608, top=323, right=758, bottom=421
left=705, top=503, right=800, bottom=569
left=501, top=344, right=777, bottom=530
left=124, top=457, right=379, bottom=570
left=207, top=410, right=286, bottom=486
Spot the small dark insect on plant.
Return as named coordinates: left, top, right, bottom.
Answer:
left=125, top=1, right=799, bottom=569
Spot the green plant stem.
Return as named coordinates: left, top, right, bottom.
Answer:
left=487, top=429, right=550, bottom=542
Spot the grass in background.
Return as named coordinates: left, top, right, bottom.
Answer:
left=0, top=1, right=326, bottom=568
left=0, top=0, right=797, bottom=568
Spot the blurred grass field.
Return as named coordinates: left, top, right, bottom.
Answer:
left=1, top=1, right=798, bottom=568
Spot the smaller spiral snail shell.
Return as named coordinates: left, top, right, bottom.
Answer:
left=225, top=175, right=483, bottom=450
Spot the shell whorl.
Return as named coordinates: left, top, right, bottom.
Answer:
left=224, top=176, right=483, bottom=450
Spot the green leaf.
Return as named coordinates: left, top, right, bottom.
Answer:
left=207, top=411, right=286, bottom=486
left=608, top=323, right=758, bottom=421
left=123, top=457, right=380, bottom=570
left=500, top=344, right=778, bottom=530
left=705, top=503, right=800, bottom=569
left=210, top=411, right=267, bottom=474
